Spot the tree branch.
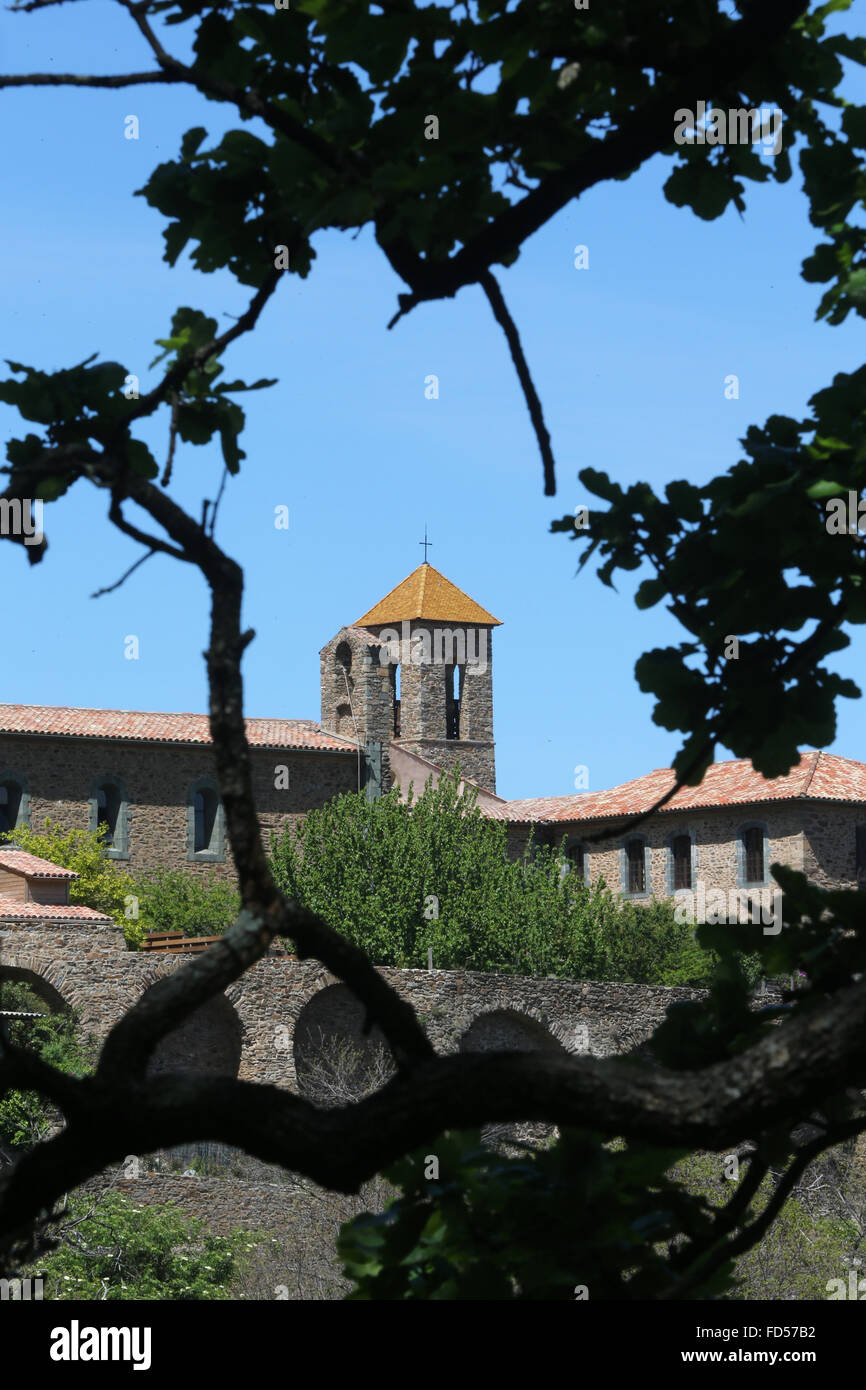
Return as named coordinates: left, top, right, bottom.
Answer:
left=0, top=70, right=181, bottom=89
left=479, top=270, right=557, bottom=497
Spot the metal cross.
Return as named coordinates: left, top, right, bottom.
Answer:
left=419, top=526, right=433, bottom=563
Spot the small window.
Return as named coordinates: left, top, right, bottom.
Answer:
left=95, top=785, right=120, bottom=846
left=743, top=826, right=765, bottom=884
left=626, top=838, right=646, bottom=895
left=856, top=825, right=866, bottom=886
left=89, top=777, right=129, bottom=858
left=194, top=790, right=218, bottom=853
left=188, top=779, right=225, bottom=862
left=672, top=834, right=692, bottom=891
left=0, top=774, right=26, bottom=835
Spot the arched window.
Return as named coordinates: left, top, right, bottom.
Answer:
left=622, top=835, right=649, bottom=897
left=0, top=771, right=28, bottom=836
left=187, top=778, right=225, bottom=862
left=737, top=822, right=768, bottom=887
left=89, top=776, right=130, bottom=859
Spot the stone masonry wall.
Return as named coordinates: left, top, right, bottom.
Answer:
left=802, top=802, right=866, bottom=890
left=0, top=735, right=357, bottom=881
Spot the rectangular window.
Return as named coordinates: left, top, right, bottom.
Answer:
left=672, top=834, right=692, bottom=890
left=627, top=839, right=645, bottom=894
left=744, top=827, right=764, bottom=884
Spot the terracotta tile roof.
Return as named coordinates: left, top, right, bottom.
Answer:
left=0, top=704, right=356, bottom=752
left=355, top=564, right=502, bottom=627
left=0, top=848, right=77, bottom=879
left=500, top=752, right=866, bottom=824
left=0, top=901, right=114, bottom=923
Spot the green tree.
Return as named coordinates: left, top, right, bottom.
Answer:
left=1, top=821, right=135, bottom=927
left=271, top=770, right=721, bottom=983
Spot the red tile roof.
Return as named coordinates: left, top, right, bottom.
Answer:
left=501, top=752, right=866, bottom=824
left=0, top=901, right=114, bottom=923
left=0, top=848, right=77, bottom=879
left=0, top=704, right=355, bottom=752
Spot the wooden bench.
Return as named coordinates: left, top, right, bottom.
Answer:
left=141, top=931, right=223, bottom=954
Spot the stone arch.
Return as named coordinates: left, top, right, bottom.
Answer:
left=0, top=962, right=72, bottom=1016
left=145, top=987, right=242, bottom=1079
left=459, top=1008, right=564, bottom=1150
left=459, top=1007, right=566, bottom=1055
left=293, top=983, right=394, bottom=1105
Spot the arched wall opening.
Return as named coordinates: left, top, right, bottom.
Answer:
left=459, top=1008, right=566, bottom=1056
left=145, top=990, right=242, bottom=1079
left=458, top=1008, right=565, bottom=1151
left=0, top=965, right=72, bottom=1018
left=293, top=983, right=395, bottom=1106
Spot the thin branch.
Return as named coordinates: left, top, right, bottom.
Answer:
left=0, top=70, right=181, bottom=89
left=90, top=547, right=156, bottom=599
left=107, top=494, right=188, bottom=564
left=208, top=465, right=229, bottom=538
left=479, top=269, right=557, bottom=497
left=122, top=269, right=281, bottom=428
left=162, top=392, right=180, bottom=489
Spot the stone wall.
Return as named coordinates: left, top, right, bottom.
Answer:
left=0, top=735, right=357, bottom=881
left=803, top=802, right=866, bottom=890
left=1, top=919, right=722, bottom=1083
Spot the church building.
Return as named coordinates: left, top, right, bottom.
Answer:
left=1, top=560, right=865, bottom=908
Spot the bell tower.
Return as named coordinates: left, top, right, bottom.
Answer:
left=320, top=562, right=501, bottom=793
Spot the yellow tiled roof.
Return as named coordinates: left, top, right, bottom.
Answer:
left=355, top=564, right=501, bottom=626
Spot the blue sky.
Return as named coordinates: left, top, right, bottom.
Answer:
left=1, top=1, right=864, bottom=801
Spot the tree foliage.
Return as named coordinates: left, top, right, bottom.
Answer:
left=271, top=771, right=722, bottom=985
left=135, top=868, right=241, bottom=942
left=20, top=1190, right=260, bottom=1301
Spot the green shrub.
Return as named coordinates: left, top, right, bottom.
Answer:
left=135, top=869, right=240, bottom=941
